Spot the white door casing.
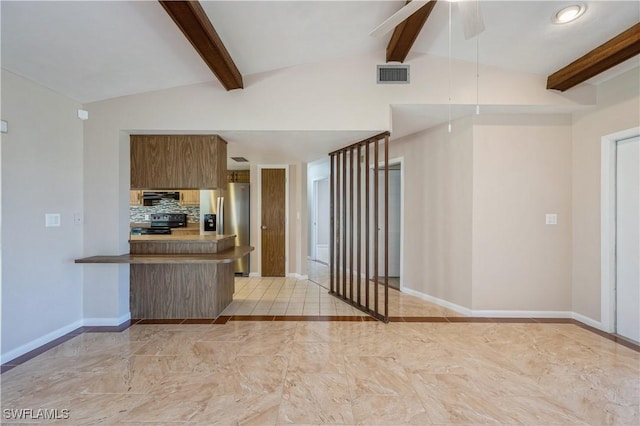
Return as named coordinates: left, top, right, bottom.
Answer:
left=615, top=136, right=640, bottom=342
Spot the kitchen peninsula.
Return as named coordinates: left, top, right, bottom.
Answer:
left=76, top=134, right=252, bottom=319
left=76, top=234, right=252, bottom=318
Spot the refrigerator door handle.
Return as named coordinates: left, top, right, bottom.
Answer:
left=216, top=196, right=224, bottom=235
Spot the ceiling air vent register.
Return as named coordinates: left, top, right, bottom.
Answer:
left=377, top=65, right=410, bottom=84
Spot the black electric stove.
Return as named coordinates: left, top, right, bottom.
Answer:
left=149, top=213, right=187, bottom=228
left=131, top=213, right=188, bottom=235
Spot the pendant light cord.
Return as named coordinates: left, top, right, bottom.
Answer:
left=476, top=0, right=480, bottom=115
left=448, top=0, right=452, bottom=133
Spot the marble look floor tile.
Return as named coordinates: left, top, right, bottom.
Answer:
left=278, top=373, right=353, bottom=425
left=350, top=394, right=432, bottom=425
left=194, top=392, right=281, bottom=425
left=288, top=342, right=345, bottom=375
left=233, top=355, right=289, bottom=394
left=294, top=322, right=344, bottom=343
left=78, top=355, right=177, bottom=394
left=345, top=356, right=413, bottom=397
left=2, top=318, right=638, bottom=426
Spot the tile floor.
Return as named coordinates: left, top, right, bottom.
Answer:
left=222, top=261, right=460, bottom=318
left=220, top=276, right=365, bottom=317
left=2, top=262, right=638, bottom=424
left=1, top=320, right=638, bottom=425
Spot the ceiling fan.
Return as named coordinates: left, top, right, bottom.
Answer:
left=370, top=0, right=485, bottom=40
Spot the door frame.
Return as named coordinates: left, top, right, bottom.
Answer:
left=311, top=176, right=329, bottom=262
left=601, top=127, right=640, bottom=332
left=257, top=165, right=289, bottom=277
left=370, top=157, right=404, bottom=291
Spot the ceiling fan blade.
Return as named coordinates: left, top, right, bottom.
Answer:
left=457, top=0, right=485, bottom=40
left=370, top=0, right=433, bottom=38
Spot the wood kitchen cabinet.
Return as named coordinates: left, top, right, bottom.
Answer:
left=130, top=135, right=227, bottom=189
left=130, top=190, right=143, bottom=206
left=180, top=190, right=200, bottom=206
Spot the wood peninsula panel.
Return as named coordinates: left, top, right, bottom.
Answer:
left=130, top=135, right=227, bottom=189
left=130, top=263, right=234, bottom=318
left=130, top=241, right=219, bottom=254
left=129, top=234, right=236, bottom=254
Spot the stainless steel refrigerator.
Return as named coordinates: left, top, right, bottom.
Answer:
left=224, top=182, right=250, bottom=275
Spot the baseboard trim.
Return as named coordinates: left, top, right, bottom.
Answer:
left=472, top=310, right=573, bottom=319
left=572, top=312, right=602, bottom=330
left=0, top=319, right=84, bottom=365
left=1, top=315, right=136, bottom=370
left=249, top=272, right=260, bottom=278
left=82, top=312, right=131, bottom=327
left=400, top=287, right=473, bottom=316
left=400, top=286, right=603, bottom=325
left=287, top=273, right=309, bottom=280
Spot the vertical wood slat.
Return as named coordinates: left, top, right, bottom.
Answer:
left=330, top=155, right=335, bottom=294
left=356, top=144, right=362, bottom=306
left=335, top=153, right=341, bottom=297
left=342, top=150, right=347, bottom=297
left=349, top=148, right=354, bottom=301
left=384, top=135, right=390, bottom=319
left=328, top=131, right=390, bottom=323
left=374, top=140, right=379, bottom=313
left=365, top=143, right=370, bottom=311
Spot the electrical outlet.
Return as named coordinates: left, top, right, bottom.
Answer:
left=545, top=214, right=558, bottom=225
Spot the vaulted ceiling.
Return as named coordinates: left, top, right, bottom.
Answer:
left=1, top=1, right=639, bottom=163
left=3, top=0, right=638, bottom=103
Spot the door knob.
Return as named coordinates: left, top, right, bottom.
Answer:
left=261, top=225, right=268, bottom=230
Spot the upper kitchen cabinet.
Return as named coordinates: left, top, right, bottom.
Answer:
left=130, top=135, right=227, bottom=189
left=179, top=190, right=200, bottom=206
left=130, top=190, right=143, bottom=206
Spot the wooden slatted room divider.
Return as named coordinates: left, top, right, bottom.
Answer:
left=328, top=132, right=390, bottom=322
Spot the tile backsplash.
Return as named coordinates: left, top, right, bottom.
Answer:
left=130, top=199, right=200, bottom=223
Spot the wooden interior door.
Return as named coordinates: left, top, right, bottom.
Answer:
left=261, top=168, right=286, bottom=276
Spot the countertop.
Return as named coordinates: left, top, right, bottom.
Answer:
left=75, top=246, right=253, bottom=264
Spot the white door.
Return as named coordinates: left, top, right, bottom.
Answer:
left=314, top=178, right=330, bottom=263
left=372, top=168, right=401, bottom=280
left=616, top=136, right=640, bottom=342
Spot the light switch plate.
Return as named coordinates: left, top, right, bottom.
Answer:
left=545, top=214, right=558, bottom=225
left=73, top=213, right=82, bottom=225
left=45, top=213, right=61, bottom=227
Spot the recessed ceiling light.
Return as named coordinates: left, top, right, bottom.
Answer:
left=553, top=4, right=587, bottom=24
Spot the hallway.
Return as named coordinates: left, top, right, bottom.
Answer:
left=221, top=261, right=462, bottom=318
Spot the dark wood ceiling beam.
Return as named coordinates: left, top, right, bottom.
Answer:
left=547, top=22, right=640, bottom=92
left=386, top=0, right=438, bottom=63
left=159, top=0, right=243, bottom=90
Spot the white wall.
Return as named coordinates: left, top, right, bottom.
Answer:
left=389, top=117, right=474, bottom=308
left=388, top=113, right=573, bottom=314
left=571, top=67, right=640, bottom=322
left=472, top=114, right=573, bottom=312
left=1, top=70, right=84, bottom=362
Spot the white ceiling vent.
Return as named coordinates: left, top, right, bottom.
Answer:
left=377, top=64, right=410, bottom=84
